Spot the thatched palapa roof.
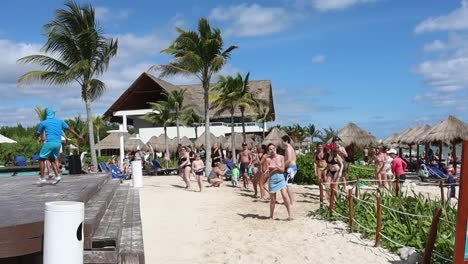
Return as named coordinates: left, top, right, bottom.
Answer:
left=95, top=132, right=131, bottom=150
left=195, top=132, right=217, bottom=147
left=406, top=124, right=432, bottom=145
left=421, top=115, right=468, bottom=145
left=223, top=132, right=255, bottom=150
left=382, top=133, right=399, bottom=147
left=337, top=122, right=377, bottom=147
left=103, top=72, right=275, bottom=124
left=262, top=127, right=288, bottom=146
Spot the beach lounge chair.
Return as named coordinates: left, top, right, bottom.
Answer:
left=31, top=154, right=40, bottom=163
left=15, top=156, right=27, bottom=166
left=151, top=159, right=179, bottom=175
left=99, top=162, right=128, bottom=180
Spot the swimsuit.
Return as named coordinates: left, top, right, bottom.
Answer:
left=180, top=157, right=191, bottom=169
left=240, top=162, right=249, bottom=175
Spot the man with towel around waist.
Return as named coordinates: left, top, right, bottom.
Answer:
left=36, top=108, right=83, bottom=185
left=281, top=135, right=297, bottom=206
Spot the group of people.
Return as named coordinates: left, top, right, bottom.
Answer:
left=174, top=136, right=298, bottom=220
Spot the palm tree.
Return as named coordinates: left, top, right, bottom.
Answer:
left=145, top=103, right=173, bottom=158
left=284, top=124, right=306, bottom=152
left=17, top=1, right=118, bottom=169
left=163, top=89, right=189, bottom=147
left=235, top=73, right=268, bottom=142
left=210, top=74, right=246, bottom=162
left=317, top=127, right=337, bottom=143
left=34, top=105, right=47, bottom=121
left=93, top=115, right=105, bottom=157
left=181, top=108, right=203, bottom=139
left=149, top=18, right=237, bottom=173
left=305, top=124, right=322, bottom=143
left=66, top=115, right=88, bottom=153
left=254, top=106, right=272, bottom=140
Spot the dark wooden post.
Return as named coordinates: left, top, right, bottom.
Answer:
left=348, top=189, right=355, bottom=231
left=375, top=193, right=382, bottom=247
left=454, top=141, right=468, bottom=263
left=395, top=175, right=400, bottom=197
left=329, top=187, right=335, bottom=217
left=416, top=144, right=420, bottom=171
left=422, top=208, right=443, bottom=264
left=439, top=180, right=445, bottom=206
left=319, top=178, right=324, bottom=208
left=355, top=176, right=360, bottom=198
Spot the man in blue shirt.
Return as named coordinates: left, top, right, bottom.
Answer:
left=36, top=108, right=83, bottom=185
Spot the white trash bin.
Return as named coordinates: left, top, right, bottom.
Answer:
left=131, top=160, right=143, bottom=188
left=44, top=201, right=84, bottom=264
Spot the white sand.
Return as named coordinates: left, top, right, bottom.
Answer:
left=140, top=176, right=401, bottom=264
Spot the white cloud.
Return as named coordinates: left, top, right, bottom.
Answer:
left=95, top=6, right=129, bottom=22
left=311, top=54, right=326, bottom=63
left=209, top=4, right=292, bottom=37
left=309, top=0, right=380, bottom=12
left=415, top=0, right=468, bottom=33
left=423, top=40, right=446, bottom=52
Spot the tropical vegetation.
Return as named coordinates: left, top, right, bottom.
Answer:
left=150, top=17, right=237, bottom=172
left=17, top=1, right=118, bottom=168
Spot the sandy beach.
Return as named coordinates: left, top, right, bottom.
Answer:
left=140, top=175, right=402, bottom=264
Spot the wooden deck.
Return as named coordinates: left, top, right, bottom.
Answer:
left=0, top=174, right=145, bottom=263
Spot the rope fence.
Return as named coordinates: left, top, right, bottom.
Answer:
left=318, top=181, right=453, bottom=264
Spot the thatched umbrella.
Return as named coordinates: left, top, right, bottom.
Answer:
left=223, top=132, right=255, bottom=151
left=336, top=122, right=378, bottom=148
left=125, top=135, right=148, bottom=151
left=178, top=136, right=194, bottom=147
left=95, top=132, right=131, bottom=150
left=216, top=135, right=227, bottom=145
left=422, top=115, right=468, bottom=171
left=382, top=133, right=399, bottom=148
left=262, top=127, right=288, bottom=146
left=404, top=124, right=432, bottom=168
left=153, top=134, right=172, bottom=153
left=146, top=135, right=159, bottom=145
left=195, top=132, right=217, bottom=147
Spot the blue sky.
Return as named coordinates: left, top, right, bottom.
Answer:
left=1, top=0, right=467, bottom=139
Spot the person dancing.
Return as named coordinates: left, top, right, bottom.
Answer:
left=179, top=147, right=192, bottom=190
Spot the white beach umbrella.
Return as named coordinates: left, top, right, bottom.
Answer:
left=0, top=134, right=16, bottom=144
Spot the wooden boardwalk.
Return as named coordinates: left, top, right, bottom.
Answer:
left=0, top=174, right=144, bottom=263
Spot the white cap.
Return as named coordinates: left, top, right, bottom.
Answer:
left=387, top=148, right=397, bottom=155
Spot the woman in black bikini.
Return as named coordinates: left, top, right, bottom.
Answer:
left=211, top=143, right=223, bottom=167
left=179, top=147, right=191, bottom=189
left=325, top=143, right=343, bottom=199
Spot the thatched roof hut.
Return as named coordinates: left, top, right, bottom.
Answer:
left=95, top=132, right=131, bottom=150
left=406, top=124, right=432, bottom=145
left=152, top=134, right=172, bottom=152
left=336, top=122, right=377, bottom=147
left=146, top=135, right=159, bottom=145
left=399, top=126, right=421, bottom=145
left=262, top=127, right=288, bottom=146
left=178, top=136, right=194, bottom=147
left=125, top=136, right=148, bottom=151
left=216, top=135, right=227, bottom=145
left=223, top=132, right=255, bottom=150
left=103, top=72, right=275, bottom=124
left=421, top=115, right=468, bottom=145
left=195, top=132, right=217, bottom=147
left=382, top=133, right=399, bottom=147
left=394, top=127, right=414, bottom=145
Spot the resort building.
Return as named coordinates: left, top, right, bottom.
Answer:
left=103, top=72, right=276, bottom=144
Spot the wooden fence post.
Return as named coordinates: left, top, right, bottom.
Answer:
left=375, top=192, right=382, bottom=247
left=355, top=176, right=360, bottom=198
left=395, top=176, right=400, bottom=197
left=329, top=187, right=335, bottom=217
left=422, top=208, right=443, bottom=264
left=319, top=178, right=324, bottom=208
left=348, top=189, right=355, bottom=231
left=439, top=180, right=445, bottom=206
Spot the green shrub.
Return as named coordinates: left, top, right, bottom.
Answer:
left=294, top=155, right=376, bottom=185
left=314, top=191, right=455, bottom=263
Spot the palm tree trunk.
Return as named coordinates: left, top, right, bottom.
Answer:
left=262, top=120, right=266, bottom=140
left=231, top=112, right=236, bottom=163
left=203, top=83, right=211, bottom=175
left=241, top=108, right=246, bottom=142
left=176, top=104, right=180, bottom=146
left=85, top=98, right=98, bottom=169
left=164, top=126, right=169, bottom=158
left=97, top=130, right=101, bottom=157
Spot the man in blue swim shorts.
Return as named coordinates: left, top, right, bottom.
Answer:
left=265, top=143, right=292, bottom=220
left=36, top=108, right=83, bottom=185
left=281, top=135, right=298, bottom=206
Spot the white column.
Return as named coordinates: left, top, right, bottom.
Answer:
left=119, top=125, right=125, bottom=168
left=122, top=115, right=128, bottom=131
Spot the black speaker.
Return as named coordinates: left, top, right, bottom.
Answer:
left=68, top=154, right=82, bottom=174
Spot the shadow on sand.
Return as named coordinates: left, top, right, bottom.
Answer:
left=237, top=213, right=270, bottom=220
